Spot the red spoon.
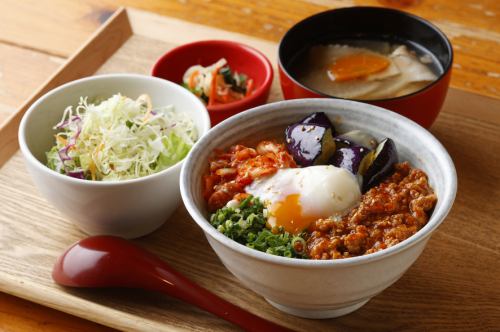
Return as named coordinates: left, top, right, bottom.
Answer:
left=53, top=236, right=293, bottom=332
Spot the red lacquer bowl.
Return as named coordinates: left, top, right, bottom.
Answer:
left=152, top=40, right=274, bottom=126
left=278, top=7, right=453, bottom=128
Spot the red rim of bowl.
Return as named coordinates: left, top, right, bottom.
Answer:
left=151, top=40, right=274, bottom=114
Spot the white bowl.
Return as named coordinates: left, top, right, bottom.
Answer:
left=180, top=99, right=456, bottom=318
left=19, top=74, right=210, bottom=239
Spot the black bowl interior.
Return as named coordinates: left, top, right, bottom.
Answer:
left=279, top=6, right=453, bottom=84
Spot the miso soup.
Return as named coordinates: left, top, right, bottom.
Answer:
left=291, top=39, right=443, bottom=100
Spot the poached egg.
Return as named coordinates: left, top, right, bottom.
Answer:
left=245, top=165, right=361, bottom=234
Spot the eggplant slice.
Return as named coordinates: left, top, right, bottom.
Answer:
left=285, top=113, right=337, bottom=167
left=285, top=123, right=336, bottom=167
left=362, top=138, right=398, bottom=192
left=330, top=146, right=372, bottom=175
left=335, top=130, right=378, bottom=150
left=300, top=112, right=335, bottom=135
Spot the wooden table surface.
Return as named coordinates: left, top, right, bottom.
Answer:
left=0, top=0, right=498, bottom=331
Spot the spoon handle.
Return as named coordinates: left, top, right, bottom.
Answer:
left=149, top=264, right=293, bottom=332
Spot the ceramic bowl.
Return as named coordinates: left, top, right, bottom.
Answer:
left=19, top=74, right=210, bottom=239
left=151, top=40, right=274, bottom=125
left=180, top=99, right=456, bottom=318
left=278, top=7, right=453, bottom=128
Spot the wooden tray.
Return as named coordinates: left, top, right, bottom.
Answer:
left=0, top=7, right=499, bottom=332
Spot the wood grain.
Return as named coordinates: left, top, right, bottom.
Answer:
left=0, top=44, right=63, bottom=110
left=0, top=8, right=132, bottom=169
left=0, top=44, right=63, bottom=125
left=0, top=0, right=116, bottom=57
left=0, top=293, right=114, bottom=332
left=0, top=8, right=499, bottom=332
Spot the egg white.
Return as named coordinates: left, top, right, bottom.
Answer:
left=245, top=165, right=361, bottom=230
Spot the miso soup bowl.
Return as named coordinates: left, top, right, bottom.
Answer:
left=180, top=99, right=456, bottom=319
left=278, top=7, right=453, bottom=128
left=19, top=74, right=210, bottom=239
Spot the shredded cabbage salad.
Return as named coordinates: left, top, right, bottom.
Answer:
left=46, top=94, right=197, bottom=181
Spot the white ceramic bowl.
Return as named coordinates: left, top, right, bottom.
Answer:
left=19, top=74, right=210, bottom=239
left=180, top=99, right=456, bottom=319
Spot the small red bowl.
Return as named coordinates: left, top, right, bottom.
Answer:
left=278, top=7, right=453, bottom=128
left=152, top=40, right=274, bottom=125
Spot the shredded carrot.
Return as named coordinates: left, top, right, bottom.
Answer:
left=93, top=143, right=104, bottom=156
left=88, top=143, right=104, bottom=180
left=188, top=70, right=199, bottom=89
left=208, top=69, right=219, bottom=106
left=221, top=89, right=231, bottom=103
left=56, top=135, right=68, bottom=146
left=88, top=160, right=96, bottom=181
left=246, top=79, right=254, bottom=97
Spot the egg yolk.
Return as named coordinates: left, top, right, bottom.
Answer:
left=271, top=194, right=318, bottom=234
left=329, top=53, right=390, bottom=82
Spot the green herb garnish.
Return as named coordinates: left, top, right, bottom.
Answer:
left=210, top=196, right=307, bottom=258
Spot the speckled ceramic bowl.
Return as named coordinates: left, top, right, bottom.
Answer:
left=180, top=99, right=456, bottom=318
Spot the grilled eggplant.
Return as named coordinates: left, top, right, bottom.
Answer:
left=285, top=112, right=336, bottom=166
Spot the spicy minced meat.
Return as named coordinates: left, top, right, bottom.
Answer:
left=306, top=162, right=437, bottom=259
left=204, top=141, right=296, bottom=211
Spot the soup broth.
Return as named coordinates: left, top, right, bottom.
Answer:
left=290, top=39, right=443, bottom=100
